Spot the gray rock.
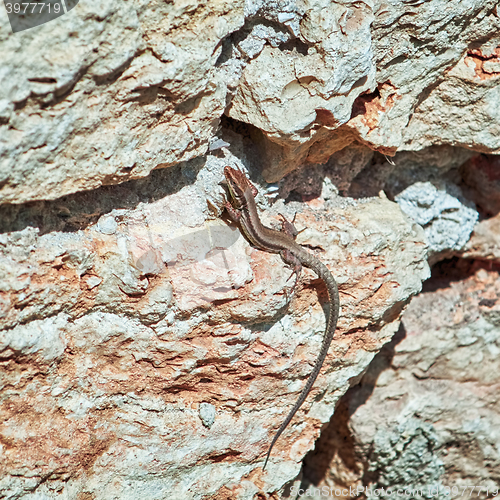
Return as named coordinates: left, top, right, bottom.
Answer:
left=199, top=402, right=216, bottom=429
left=395, top=182, right=478, bottom=257
left=0, top=1, right=499, bottom=498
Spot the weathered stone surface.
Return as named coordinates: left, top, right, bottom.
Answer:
left=395, top=181, right=478, bottom=259
left=402, top=44, right=500, bottom=153
left=0, top=155, right=429, bottom=498
left=1, top=0, right=499, bottom=498
left=0, top=0, right=244, bottom=204
left=300, top=260, right=500, bottom=497
left=2, top=1, right=500, bottom=202
left=228, top=0, right=500, bottom=180
left=462, top=154, right=500, bottom=261
left=464, top=214, right=500, bottom=261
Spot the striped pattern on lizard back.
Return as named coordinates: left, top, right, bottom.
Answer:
left=222, top=166, right=340, bottom=470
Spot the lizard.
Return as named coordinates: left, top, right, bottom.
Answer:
left=221, top=166, right=340, bottom=471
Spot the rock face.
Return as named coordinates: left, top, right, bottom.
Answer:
left=302, top=259, right=500, bottom=498
left=0, top=155, right=430, bottom=498
left=1, top=0, right=499, bottom=203
left=1, top=0, right=500, bottom=499
left=0, top=0, right=243, bottom=204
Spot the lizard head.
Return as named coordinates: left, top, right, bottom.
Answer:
left=223, top=166, right=258, bottom=208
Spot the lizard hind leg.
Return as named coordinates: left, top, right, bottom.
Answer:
left=280, top=249, right=302, bottom=291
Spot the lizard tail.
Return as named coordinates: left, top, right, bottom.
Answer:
left=263, top=258, right=340, bottom=470
left=262, top=370, right=319, bottom=470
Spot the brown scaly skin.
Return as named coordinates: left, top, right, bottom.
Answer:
left=221, top=166, right=340, bottom=470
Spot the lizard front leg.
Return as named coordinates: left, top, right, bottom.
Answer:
left=222, top=196, right=242, bottom=224
left=278, top=213, right=299, bottom=239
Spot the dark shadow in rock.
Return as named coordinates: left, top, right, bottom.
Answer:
left=0, top=157, right=206, bottom=235
left=459, top=153, right=500, bottom=218
left=422, top=257, right=500, bottom=293
left=299, top=323, right=407, bottom=489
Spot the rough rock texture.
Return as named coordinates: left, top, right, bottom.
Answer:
left=300, top=259, right=500, bottom=498
left=402, top=45, right=500, bottom=153
left=395, top=182, right=478, bottom=259
left=0, top=152, right=429, bottom=498
left=1, top=0, right=500, bottom=499
left=0, top=0, right=243, bottom=204
left=1, top=0, right=500, bottom=203
left=464, top=213, right=500, bottom=261
left=228, top=0, right=500, bottom=179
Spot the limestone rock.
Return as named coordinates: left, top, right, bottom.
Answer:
left=402, top=45, right=500, bottom=153
left=1, top=0, right=499, bottom=498
left=2, top=1, right=500, bottom=202
left=0, top=156, right=429, bottom=498
left=464, top=214, right=500, bottom=261
left=227, top=0, right=500, bottom=180
left=395, top=181, right=478, bottom=259
left=302, top=260, right=500, bottom=497
left=0, top=0, right=244, bottom=204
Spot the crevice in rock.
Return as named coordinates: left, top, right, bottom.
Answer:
left=459, top=153, right=500, bottom=218
left=422, top=257, right=500, bottom=293
left=350, top=88, right=381, bottom=121
left=28, top=77, right=58, bottom=84
left=41, top=64, right=92, bottom=109
left=348, top=146, right=481, bottom=203
left=278, top=36, right=311, bottom=56
left=91, top=51, right=139, bottom=87
left=301, top=324, right=406, bottom=489
left=0, top=160, right=204, bottom=235
left=215, top=16, right=311, bottom=68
